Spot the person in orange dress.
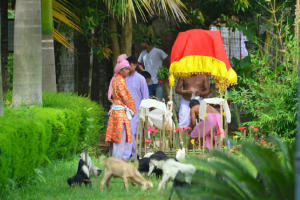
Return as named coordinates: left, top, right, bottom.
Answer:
left=106, top=54, right=137, bottom=159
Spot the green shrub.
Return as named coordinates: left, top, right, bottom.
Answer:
left=228, top=26, right=298, bottom=143
left=4, top=92, right=107, bottom=146
left=42, top=92, right=107, bottom=147
left=0, top=93, right=106, bottom=195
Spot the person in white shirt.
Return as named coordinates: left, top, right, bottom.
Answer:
left=138, top=38, right=168, bottom=99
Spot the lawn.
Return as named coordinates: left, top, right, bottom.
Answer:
left=6, top=155, right=179, bottom=200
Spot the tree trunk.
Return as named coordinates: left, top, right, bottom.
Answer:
left=91, top=55, right=112, bottom=110
left=120, top=16, right=132, bottom=56
left=1, top=0, right=8, bottom=92
left=41, top=0, right=56, bottom=92
left=0, top=6, right=4, bottom=116
left=110, top=17, right=120, bottom=67
left=0, top=56, right=3, bottom=116
left=12, top=0, right=42, bottom=106
left=56, top=34, right=75, bottom=93
left=42, top=34, right=56, bottom=92
left=74, top=35, right=90, bottom=96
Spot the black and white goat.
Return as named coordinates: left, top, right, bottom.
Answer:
left=148, top=156, right=195, bottom=191
left=79, top=153, right=102, bottom=176
left=138, top=151, right=167, bottom=179
left=67, top=159, right=91, bottom=187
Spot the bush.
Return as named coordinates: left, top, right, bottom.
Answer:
left=229, top=69, right=297, bottom=142
left=0, top=93, right=106, bottom=195
left=228, top=26, right=298, bottom=143
left=42, top=93, right=107, bottom=147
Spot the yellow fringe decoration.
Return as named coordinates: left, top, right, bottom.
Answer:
left=168, top=55, right=237, bottom=90
left=169, top=74, right=175, bottom=87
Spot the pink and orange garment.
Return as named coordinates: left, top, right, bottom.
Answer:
left=105, top=74, right=136, bottom=144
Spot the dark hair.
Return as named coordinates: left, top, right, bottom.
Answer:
left=127, top=56, right=137, bottom=64
left=140, top=71, right=151, bottom=79
left=142, top=37, right=152, bottom=45
left=189, top=99, right=200, bottom=108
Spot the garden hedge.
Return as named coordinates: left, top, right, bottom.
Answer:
left=0, top=92, right=106, bottom=194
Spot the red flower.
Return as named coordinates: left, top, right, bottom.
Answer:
left=217, top=129, right=223, bottom=135
left=259, top=139, right=267, bottom=145
left=238, top=126, right=247, bottom=131
left=148, top=126, right=157, bottom=134
left=159, top=80, right=164, bottom=84
left=146, top=139, right=152, bottom=144
left=175, top=128, right=183, bottom=132
left=249, top=125, right=259, bottom=132
left=184, top=126, right=192, bottom=131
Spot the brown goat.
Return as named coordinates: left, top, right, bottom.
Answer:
left=100, top=157, right=153, bottom=192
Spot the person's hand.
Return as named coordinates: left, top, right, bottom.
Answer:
left=185, top=88, right=196, bottom=94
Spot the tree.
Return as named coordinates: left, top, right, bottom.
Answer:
left=0, top=0, right=8, bottom=93
left=0, top=6, right=4, bottom=116
left=41, top=0, right=82, bottom=92
left=12, top=0, right=42, bottom=106
left=41, top=0, right=56, bottom=92
left=104, top=0, right=187, bottom=66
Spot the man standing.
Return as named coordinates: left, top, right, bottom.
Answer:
left=123, top=56, right=149, bottom=161
left=138, top=38, right=168, bottom=99
left=175, top=74, right=210, bottom=128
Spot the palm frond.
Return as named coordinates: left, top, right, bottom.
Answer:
left=53, top=10, right=81, bottom=32
left=52, top=0, right=82, bottom=49
left=104, top=0, right=187, bottom=24
left=173, top=136, right=295, bottom=200
left=53, top=29, right=74, bottom=51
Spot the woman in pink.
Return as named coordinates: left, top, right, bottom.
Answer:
left=189, top=99, right=223, bottom=149
left=106, top=54, right=136, bottom=159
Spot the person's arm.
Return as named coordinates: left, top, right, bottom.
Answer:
left=137, top=63, right=145, bottom=71
left=141, top=77, right=149, bottom=99
left=137, top=52, right=145, bottom=71
left=197, top=76, right=210, bottom=97
left=159, top=49, right=169, bottom=67
left=175, top=78, right=194, bottom=95
left=190, top=108, right=197, bottom=129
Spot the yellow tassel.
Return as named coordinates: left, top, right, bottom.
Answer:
left=169, top=74, right=175, bottom=87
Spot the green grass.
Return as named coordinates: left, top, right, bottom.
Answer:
left=6, top=156, right=178, bottom=200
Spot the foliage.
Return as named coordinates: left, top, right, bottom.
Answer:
left=157, top=67, right=169, bottom=81
left=52, top=0, right=82, bottom=50
left=183, top=0, right=250, bottom=28
left=7, top=53, right=13, bottom=91
left=228, top=1, right=297, bottom=142
left=133, top=24, right=162, bottom=46
left=104, top=0, right=187, bottom=24
left=174, top=136, right=295, bottom=200
left=0, top=93, right=106, bottom=195
left=42, top=92, right=107, bottom=146
left=71, top=0, right=112, bottom=60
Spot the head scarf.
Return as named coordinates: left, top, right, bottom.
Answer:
left=107, top=54, right=130, bottom=102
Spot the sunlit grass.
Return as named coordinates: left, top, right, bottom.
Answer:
left=6, top=155, right=178, bottom=200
